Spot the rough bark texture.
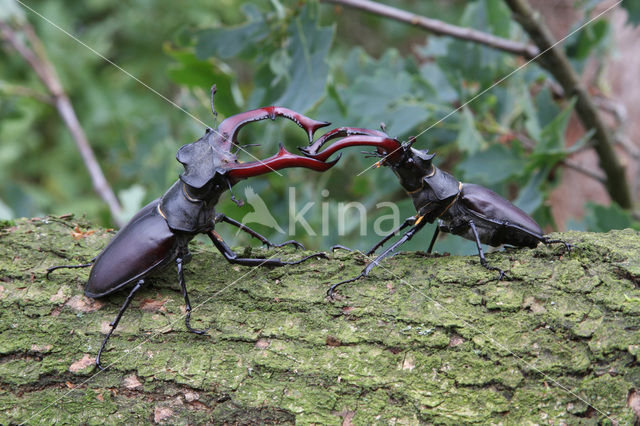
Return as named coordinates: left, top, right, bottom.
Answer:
left=1, top=216, right=639, bottom=424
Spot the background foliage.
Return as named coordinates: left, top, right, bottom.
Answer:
left=1, top=0, right=638, bottom=254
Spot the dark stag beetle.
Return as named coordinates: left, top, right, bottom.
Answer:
left=301, top=127, right=571, bottom=297
left=47, top=86, right=339, bottom=369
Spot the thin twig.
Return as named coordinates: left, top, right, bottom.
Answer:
left=0, top=21, right=124, bottom=226
left=321, top=0, right=540, bottom=59
left=561, top=159, right=607, bottom=183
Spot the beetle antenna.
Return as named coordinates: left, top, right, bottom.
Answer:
left=362, top=150, right=383, bottom=158
left=226, top=178, right=244, bottom=207
left=210, top=84, right=218, bottom=129
left=403, top=135, right=418, bottom=150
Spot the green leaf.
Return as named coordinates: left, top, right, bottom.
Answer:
left=269, top=9, right=334, bottom=113
left=116, top=184, right=146, bottom=225
left=533, top=99, right=575, bottom=159
left=195, top=5, right=269, bottom=60
left=457, top=108, right=485, bottom=154
left=268, top=48, right=292, bottom=85
left=432, top=0, right=511, bottom=88
left=534, top=88, right=560, bottom=129
left=419, top=63, right=458, bottom=104
left=388, top=105, right=430, bottom=137
left=517, top=81, right=542, bottom=141
left=566, top=19, right=610, bottom=60
left=341, top=67, right=429, bottom=137
left=0, top=197, right=13, bottom=220
left=486, top=0, right=513, bottom=39
left=622, top=0, right=640, bottom=26
left=583, top=202, right=639, bottom=232
left=513, top=168, right=546, bottom=214
left=457, top=144, right=526, bottom=185
left=166, top=47, right=240, bottom=116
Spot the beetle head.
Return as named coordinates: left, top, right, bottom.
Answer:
left=177, top=128, right=238, bottom=190
left=357, top=135, right=434, bottom=191
left=386, top=144, right=436, bottom=191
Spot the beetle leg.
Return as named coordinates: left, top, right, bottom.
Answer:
left=177, top=257, right=208, bottom=335
left=96, top=279, right=144, bottom=370
left=214, top=213, right=304, bottom=250
left=365, top=216, right=416, bottom=255
left=541, top=237, right=573, bottom=252
left=45, top=257, right=96, bottom=279
left=207, top=231, right=326, bottom=267
left=468, top=220, right=507, bottom=281
left=326, top=272, right=367, bottom=299
left=327, top=220, right=427, bottom=299
left=427, top=227, right=440, bottom=254
left=225, top=178, right=244, bottom=207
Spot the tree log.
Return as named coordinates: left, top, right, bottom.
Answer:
left=0, top=216, right=639, bottom=423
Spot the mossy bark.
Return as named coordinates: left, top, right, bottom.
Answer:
left=1, top=216, right=639, bottom=424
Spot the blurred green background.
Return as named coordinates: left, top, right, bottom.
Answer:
left=1, top=0, right=638, bottom=254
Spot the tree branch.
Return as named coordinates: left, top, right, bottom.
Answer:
left=324, top=0, right=633, bottom=209
left=321, top=0, right=540, bottom=59
left=0, top=21, right=124, bottom=226
left=502, top=0, right=631, bottom=209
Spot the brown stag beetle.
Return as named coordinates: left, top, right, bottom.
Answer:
left=47, top=86, right=339, bottom=369
left=301, top=127, right=571, bottom=298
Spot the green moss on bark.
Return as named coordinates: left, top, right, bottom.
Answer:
left=0, top=217, right=639, bottom=423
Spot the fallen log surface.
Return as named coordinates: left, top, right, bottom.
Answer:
left=0, top=216, right=639, bottom=424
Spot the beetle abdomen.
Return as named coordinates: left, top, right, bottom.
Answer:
left=458, top=183, right=543, bottom=247
left=85, top=200, right=178, bottom=298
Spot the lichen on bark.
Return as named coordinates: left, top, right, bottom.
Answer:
left=0, top=216, right=639, bottom=424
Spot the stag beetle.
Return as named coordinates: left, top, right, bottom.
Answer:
left=302, top=127, right=571, bottom=297
left=47, top=87, right=339, bottom=369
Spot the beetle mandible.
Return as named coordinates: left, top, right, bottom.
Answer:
left=47, top=87, right=339, bottom=369
left=301, top=127, right=571, bottom=297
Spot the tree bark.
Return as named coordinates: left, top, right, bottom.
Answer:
left=1, top=217, right=639, bottom=423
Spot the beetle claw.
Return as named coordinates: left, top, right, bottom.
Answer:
left=287, top=252, right=328, bottom=265
left=326, top=272, right=366, bottom=299
left=185, top=312, right=208, bottom=335
left=273, top=240, right=305, bottom=250
left=330, top=244, right=353, bottom=252
left=492, top=267, right=509, bottom=281
left=543, top=238, right=573, bottom=253
left=187, top=326, right=209, bottom=335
